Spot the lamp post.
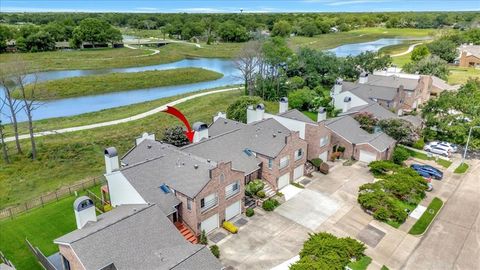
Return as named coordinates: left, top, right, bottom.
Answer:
left=462, top=125, right=480, bottom=163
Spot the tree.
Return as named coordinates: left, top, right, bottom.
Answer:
left=162, top=126, right=189, bottom=147
left=0, top=63, right=23, bottom=154
left=226, top=96, right=262, bottom=123
left=217, top=20, right=249, bottom=42
left=410, top=45, right=430, bottom=62
left=72, top=18, right=119, bottom=47
left=0, top=25, right=14, bottom=53
left=234, top=40, right=263, bottom=96
left=403, top=55, right=449, bottom=80
left=427, top=39, right=457, bottom=63
left=392, top=147, right=409, bottom=165
left=288, top=88, right=315, bottom=111
left=378, top=118, right=419, bottom=145
left=353, top=51, right=392, bottom=73
left=354, top=112, right=378, bottom=133
left=271, top=20, right=292, bottom=37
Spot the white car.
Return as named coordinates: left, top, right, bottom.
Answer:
left=428, top=141, right=458, bottom=153
left=424, top=144, right=450, bottom=157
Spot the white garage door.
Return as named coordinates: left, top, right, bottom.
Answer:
left=225, top=200, right=241, bottom=221
left=201, top=214, right=219, bottom=234
left=319, top=151, right=328, bottom=162
left=359, top=150, right=377, bottom=163
left=293, top=165, right=304, bottom=180
left=278, top=173, right=290, bottom=189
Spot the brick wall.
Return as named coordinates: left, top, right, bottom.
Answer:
left=58, top=244, right=85, bottom=270
left=459, top=52, right=480, bottom=67
left=305, top=123, right=331, bottom=161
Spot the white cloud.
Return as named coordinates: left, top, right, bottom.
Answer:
left=326, top=0, right=392, bottom=6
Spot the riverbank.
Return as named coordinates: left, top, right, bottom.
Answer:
left=1, top=87, right=273, bottom=208
left=19, top=67, right=223, bottom=100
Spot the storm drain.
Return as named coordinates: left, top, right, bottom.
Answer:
left=357, top=224, right=386, bottom=248
left=234, top=218, right=248, bottom=227
left=300, top=178, right=311, bottom=185
left=210, top=232, right=227, bottom=243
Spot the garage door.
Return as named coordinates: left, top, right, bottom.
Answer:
left=201, top=214, right=219, bottom=234
left=359, top=150, right=377, bottom=163
left=278, top=173, right=290, bottom=189
left=293, top=165, right=304, bottom=180
left=319, top=151, right=328, bottom=162
left=225, top=200, right=241, bottom=221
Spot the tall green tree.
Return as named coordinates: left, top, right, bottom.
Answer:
left=410, top=45, right=430, bottom=62
left=271, top=20, right=292, bottom=37
left=403, top=55, right=449, bottom=80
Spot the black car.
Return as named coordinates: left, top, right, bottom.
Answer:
left=410, top=164, right=443, bottom=180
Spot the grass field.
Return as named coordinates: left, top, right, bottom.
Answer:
left=409, top=197, right=443, bottom=235
left=347, top=256, right=372, bottom=270
left=0, top=186, right=101, bottom=270
left=454, top=162, right=469, bottom=174
left=400, top=146, right=452, bottom=168
left=0, top=88, right=281, bottom=209
left=448, top=66, right=480, bottom=85
left=19, top=67, right=223, bottom=99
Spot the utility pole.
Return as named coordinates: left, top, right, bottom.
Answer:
left=462, top=126, right=480, bottom=163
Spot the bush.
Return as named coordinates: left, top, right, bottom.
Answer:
left=210, top=245, right=220, bottom=258
left=288, top=88, right=316, bottom=111
left=223, top=221, right=238, bottom=234
left=246, top=208, right=255, bottom=217
left=199, top=230, right=208, bottom=245
left=262, top=198, right=280, bottom=211
left=256, top=190, right=266, bottom=198
left=412, top=138, right=425, bottom=150
left=310, top=158, right=323, bottom=168
left=392, top=147, right=409, bottom=165
left=368, top=160, right=401, bottom=175
left=245, top=179, right=265, bottom=197
left=226, top=96, right=263, bottom=123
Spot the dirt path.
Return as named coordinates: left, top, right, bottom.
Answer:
left=391, top=42, right=423, bottom=57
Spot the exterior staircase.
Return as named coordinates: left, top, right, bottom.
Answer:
left=262, top=182, right=276, bottom=198
left=175, top=222, right=198, bottom=244
left=245, top=196, right=256, bottom=209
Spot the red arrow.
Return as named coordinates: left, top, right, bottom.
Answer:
left=163, top=106, right=195, bottom=142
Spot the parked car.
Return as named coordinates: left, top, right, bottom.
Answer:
left=427, top=141, right=458, bottom=153
left=424, top=144, right=450, bottom=157
left=410, top=164, right=443, bottom=180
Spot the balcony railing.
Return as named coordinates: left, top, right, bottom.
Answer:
left=225, top=187, right=240, bottom=199
left=201, top=197, right=218, bottom=213
left=279, top=159, right=289, bottom=169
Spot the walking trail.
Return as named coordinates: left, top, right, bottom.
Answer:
left=4, top=87, right=240, bottom=143
left=391, top=42, right=423, bottom=57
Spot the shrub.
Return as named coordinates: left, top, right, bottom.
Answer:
left=392, top=147, right=409, bottom=165
left=246, top=208, right=255, bottom=217
left=262, top=198, right=280, bottom=211
left=226, top=96, right=263, bottom=123
left=245, top=179, right=265, bottom=197
left=368, top=160, right=401, bottom=175
left=412, top=138, right=425, bottom=150
left=288, top=88, right=316, bottom=111
left=310, top=158, right=323, bottom=168
left=223, top=221, right=238, bottom=233
left=199, top=230, right=208, bottom=245
left=256, top=190, right=266, bottom=198
left=210, top=245, right=220, bottom=258
left=373, top=207, right=390, bottom=222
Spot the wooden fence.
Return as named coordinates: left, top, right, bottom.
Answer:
left=0, top=250, right=16, bottom=269
left=0, top=177, right=105, bottom=220
left=25, top=238, right=57, bottom=270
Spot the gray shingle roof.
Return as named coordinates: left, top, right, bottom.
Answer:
left=55, top=204, right=221, bottom=270
left=184, top=118, right=292, bottom=174
left=341, top=103, right=397, bottom=120
left=208, top=117, right=246, bottom=137
left=121, top=140, right=216, bottom=199
left=278, top=109, right=316, bottom=124
left=325, top=115, right=395, bottom=152
left=366, top=74, right=419, bottom=90
left=348, top=84, right=398, bottom=101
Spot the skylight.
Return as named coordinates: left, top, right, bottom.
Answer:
left=160, top=184, right=171, bottom=194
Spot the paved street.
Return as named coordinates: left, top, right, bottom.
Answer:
left=402, top=160, right=480, bottom=270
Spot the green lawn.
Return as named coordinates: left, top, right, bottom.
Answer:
left=399, top=146, right=452, bottom=168
left=301, top=111, right=317, bottom=121
left=409, top=197, right=443, bottom=235
left=454, top=162, right=469, bottom=174
left=1, top=88, right=281, bottom=209
left=19, top=68, right=223, bottom=100
left=347, top=256, right=372, bottom=270
left=0, top=185, right=101, bottom=270
left=448, top=66, right=480, bottom=85
left=381, top=266, right=390, bottom=270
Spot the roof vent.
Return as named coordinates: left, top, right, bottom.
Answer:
left=207, top=159, right=211, bottom=163
left=147, top=145, right=152, bottom=149
left=273, top=133, right=277, bottom=138
left=194, top=164, right=199, bottom=169
left=277, top=130, right=282, bottom=133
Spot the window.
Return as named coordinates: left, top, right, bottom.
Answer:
left=295, top=148, right=303, bottom=160
left=187, top=198, right=192, bottom=210
left=220, top=173, right=225, bottom=183
left=279, top=156, right=290, bottom=169
left=225, top=181, right=240, bottom=199
left=62, top=255, right=71, bottom=270
left=320, top=135, right=329, bottom=147
left=201, top=193, right=218, bottom=212
left=268, top=158, right=273, bottom=169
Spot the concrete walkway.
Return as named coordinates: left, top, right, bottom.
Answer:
left=4, top=87, right=240, bottom=142
left=124, top=43, right=160, bottom=56
left=391, top=43, right=423, bottom=57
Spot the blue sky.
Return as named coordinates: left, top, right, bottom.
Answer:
left=0, top=0, right=478, bottom=13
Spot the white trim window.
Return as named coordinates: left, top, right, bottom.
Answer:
left=225, top=181, right=240, bottom=199
left=268, top=158, right=273, bottom=169
left=320, top=135, right=329, bottom=147
left=295, top=148, right=303, bottom=160
left=201, top=193, right=218, bottom=212
left=279, top=156, right=290, bottom=169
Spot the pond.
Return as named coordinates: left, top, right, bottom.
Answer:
left=1, top=38, right=416, bottom=123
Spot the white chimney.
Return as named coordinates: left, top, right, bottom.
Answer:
left=192, top=122, right=209, bottom=143
left=104, top=147, right=119, bottom=174
left=333, top=78, right=343, bottom=96
left=317, top=107, right=327, bottom=122
left=73, top=196, right=96, bottom=229
left=247, top=104, right=265, bottom=124
left=359, top=72, right=368, bottom=84
left=256, top=103, right=265, bottom=121
left=136, top=132, right=155, bottom=145
left=343, top=96, right=352, bottom=113
left=279, top=97, right=288, bottom=114
left=213, top=112, right=227, bottom=122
